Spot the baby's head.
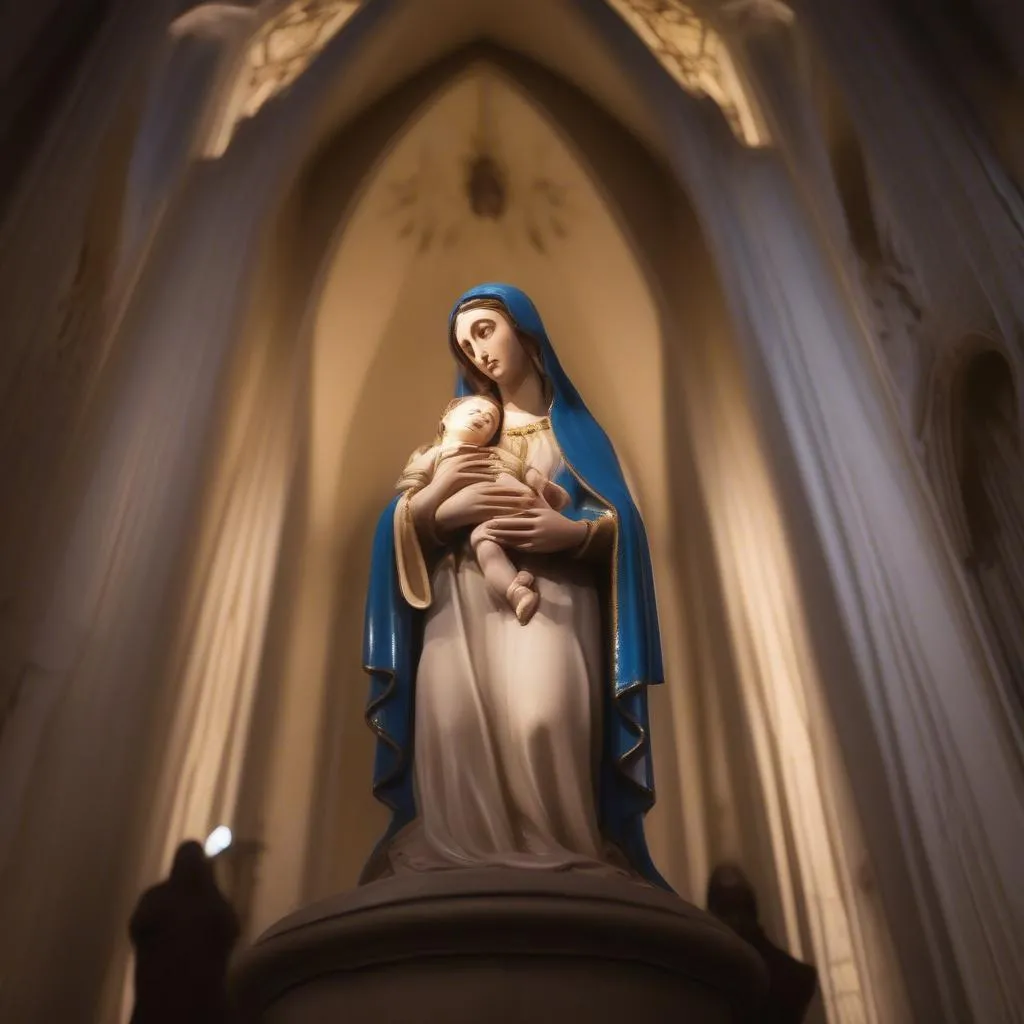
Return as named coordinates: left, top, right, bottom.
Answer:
left=439, top=395, right=500, bottom=445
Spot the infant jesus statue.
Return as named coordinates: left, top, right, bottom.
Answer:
left=397, top=394, right=569, bottom=624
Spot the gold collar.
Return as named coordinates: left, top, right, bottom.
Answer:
left=502, top=417, right=551, bottom=438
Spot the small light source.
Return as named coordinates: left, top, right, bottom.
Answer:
left=204, top=825, right=233, bottom=858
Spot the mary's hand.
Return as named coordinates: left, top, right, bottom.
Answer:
left=478, top=507, right=588, bottom=555
left=429, top=448, right=496, bottom=499
left=434, top=478, right=535, bottom=535
left=405, top=448, right=496, bottom=547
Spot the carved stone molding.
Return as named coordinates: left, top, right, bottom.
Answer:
left=212, top=0, right=361, bottom=151
left=603, top=0, right=769, bottom=145
left=922, top=336, right=1024, bottom=713
left=858, top=257, right=929, bottom=445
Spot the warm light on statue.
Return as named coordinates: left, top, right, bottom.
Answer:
left=230, top=285, right=775, bottom=1021
left=360, top=284, right=668, bottom=885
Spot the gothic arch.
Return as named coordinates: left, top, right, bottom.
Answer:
left=101, top=10, right=926, bottom=1022
left=4, top=6, right=929, bottom=1023
left=139, top=33, right=898, bottom=1024
left=292, top=57, right=681, bottom=899
left=202, top=0, right=771, bottom=156
left=82, top=12, right=753, bottom=1021
left=211, top=38, right=708, bottom=914
left=925, top=332, right=1022, bottom=555
left=286, top=45, right=678, bottom=329
left=925, top=335, right=1024, bottom=716
left=956, top=350, right=1020, bottom=556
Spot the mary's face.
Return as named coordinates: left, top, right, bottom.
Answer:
left=453, top=307, right=531, bottom=388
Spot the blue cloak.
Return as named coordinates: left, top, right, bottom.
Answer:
left=363, top=283, right=668, bottom=887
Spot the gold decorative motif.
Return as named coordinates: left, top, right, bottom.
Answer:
left=213, top=1, right=362, bottom=152
left=380, top=74, right=575, bottom=255
left=571, top=518, right=595, bottom=559
left=502, top=417, right=551, bottom=437
left=604, top=0, right=769, bottom=146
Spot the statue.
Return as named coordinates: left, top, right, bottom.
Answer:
left=361, top=283, right=668, bottom=887
left=230, top=287, right=770, bottom=1023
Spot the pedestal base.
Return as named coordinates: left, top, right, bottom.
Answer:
left=231, top=869, right=768, bottom=1023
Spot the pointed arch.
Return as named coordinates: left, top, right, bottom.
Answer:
left=176, top=37, right=900, bottom=1024
left=299, top=54, right=675, bottom=884
left=220, top=40, right=696, bottom=915
left=926, top=332, right=1022, bottom=556
left=204, top=0, right=772, bottom=159
left=926, top=334, right=1024, bottom=715
left=2, top=4, right=929, bottom=1021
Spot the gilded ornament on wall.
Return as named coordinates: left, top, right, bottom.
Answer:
left=213, top=1, right=362, bottom=151
left=379, top=76, right=574, bottom=256
left=604, top=0, right=769, bottom=145
left=381, top=150, right=573, bottom=256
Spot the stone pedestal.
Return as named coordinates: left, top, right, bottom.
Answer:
left=231, top=869, right=768, bottom=1023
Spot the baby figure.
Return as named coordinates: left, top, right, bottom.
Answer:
left=407, top=395, right=568, bottom=624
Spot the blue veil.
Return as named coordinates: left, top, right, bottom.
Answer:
left=363, top=283, right=667, bottom=887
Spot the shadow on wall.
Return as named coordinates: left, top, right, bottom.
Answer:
left=128, top=840, right=240, bottom=1024
left=707, top=863, right=818, bottom=1024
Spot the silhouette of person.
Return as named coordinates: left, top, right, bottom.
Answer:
left=129, top=840, right=241, bottom=1024
left=707, top=864, right=818, bottom=1024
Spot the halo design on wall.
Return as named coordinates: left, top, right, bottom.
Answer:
left=378, top=73, right=574, bottom=256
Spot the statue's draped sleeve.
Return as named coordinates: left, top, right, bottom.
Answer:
left=393, top=446, right=436, bottom=610
left=571, top=509, right=616, bottom=562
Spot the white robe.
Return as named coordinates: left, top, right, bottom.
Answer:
left=383, top=422, right=628, bottom=877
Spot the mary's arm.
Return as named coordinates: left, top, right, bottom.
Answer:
left=570, top=511, right=616, bottom=563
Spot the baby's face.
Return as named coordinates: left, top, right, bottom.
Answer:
left=443, top=398, right=499, bottom=444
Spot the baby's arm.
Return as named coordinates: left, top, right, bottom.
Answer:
left=395, top=444, right=440, bottom=494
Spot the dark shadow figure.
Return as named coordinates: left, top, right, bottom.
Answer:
left=129, top=840, right=241, bottom=1024
left=707, top=864, right=818, bottom=1024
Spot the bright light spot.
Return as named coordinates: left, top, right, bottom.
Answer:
left=204, top=825, right=233, bottom=857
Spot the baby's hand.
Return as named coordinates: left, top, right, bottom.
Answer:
left=523, top=465, right=570, bottom=510
left=541, top=480, right=570, bottom=510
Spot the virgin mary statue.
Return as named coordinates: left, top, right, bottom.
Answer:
left=362, top=284, right=668, bottom=888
